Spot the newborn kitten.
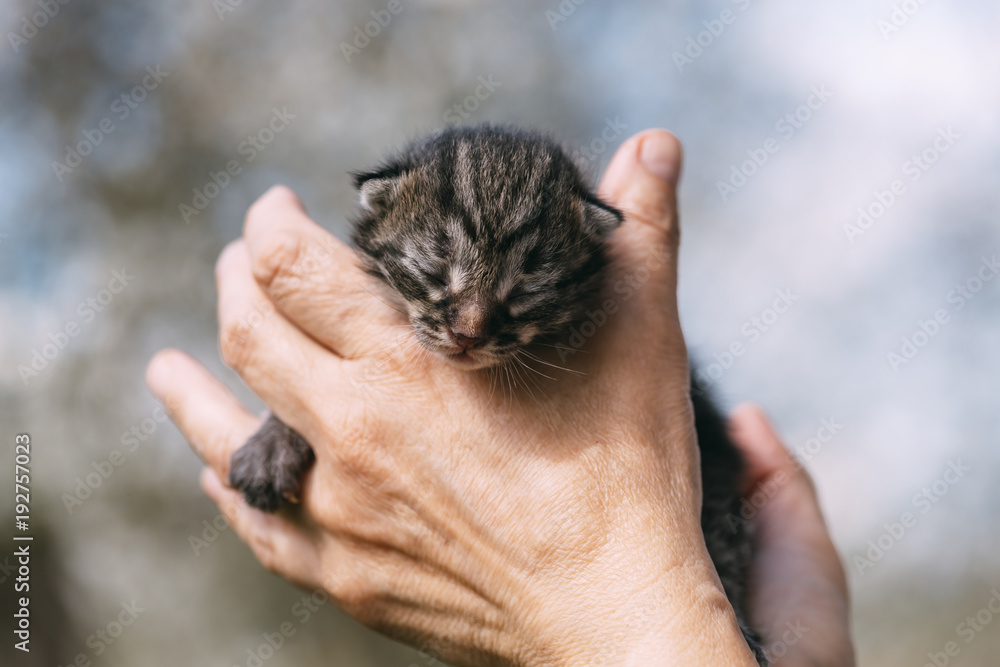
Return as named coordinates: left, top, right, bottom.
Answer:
left=229, top=126, right=767, bottom=665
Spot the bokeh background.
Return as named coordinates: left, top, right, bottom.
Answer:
left=1, top=0, right=998, bottom=665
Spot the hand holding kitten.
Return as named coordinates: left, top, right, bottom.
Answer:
left=146, top=130, right=852, bottom=666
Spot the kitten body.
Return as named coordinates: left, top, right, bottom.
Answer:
left=229, top=126, right=767, bottom=665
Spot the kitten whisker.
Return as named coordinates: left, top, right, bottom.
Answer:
left=486, top=365, right=498, bottom=403
left=513, top=352, right=557, bottom=382
left=371, top=332, right=418, bottom=357
left=358, top=284, right=409, bottom=317
left=513, top=354, right=549, bottom=401
left=397, top=339, right=427, bottom=377
left=508, top=358, right=524, bottom=393
left=368, top=335, right=416, bottom=359
left=373, top=336, right=422, bottom=370
left=520, top=350, right=585, bottom=377
left=502, top=363, right=515, bottom=406
left=509, top=357, right=540, bottom=404
left=534, top=342, right=590, bottom=355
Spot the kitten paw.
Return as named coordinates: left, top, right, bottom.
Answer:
left=228, top=414, right=315, bottom=512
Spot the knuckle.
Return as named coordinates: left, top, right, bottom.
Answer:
left=214, top=240, right=244, bottom=284
left=219, top=496, right=245, bottom=523
left=243, top=191, right=272, bottom=232
left=662, top=209, right=680, bottom=250
left=333, top=414, right=382, bottom=474
left=211, top=427, right=244, bottom=480
left=251, top=230, right=304, bottom=294
left=797, top=466, right=819, bottom=498
left=219, top=315, right=255, bottom=372
left=246, top=518, right=283, bottom=574
left=624, top=205, right=677, bottom=245
left=335, top=572, right=378, bottom=621
left=619, top=178, right=679, bottom=249
left=251, top=536, right=279, bottom=573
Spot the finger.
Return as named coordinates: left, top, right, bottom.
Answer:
left=727, top=403, right=817, bottom=498
left=146, top=348, right=260, bottom=479
left=727, top=404, right=854, bottom=665
left=243, top=185, right=403, bottom=358
left=216, top=239, right=351, bottom=439
left=597, top=130, right=686, bottom=364
left=727, top=404, right=837, bottom=553
left=201, top=467, right=322, bottom=589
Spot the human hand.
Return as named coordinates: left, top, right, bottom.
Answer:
left=728, top=405, right=855, bottom=667
left=146, top=130, right=760, bottom=666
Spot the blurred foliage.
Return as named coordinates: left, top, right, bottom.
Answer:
left=1, top=0, right=999, bottom=665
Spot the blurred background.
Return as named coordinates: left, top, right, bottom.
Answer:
left=1, top=0, right=998, bottom=665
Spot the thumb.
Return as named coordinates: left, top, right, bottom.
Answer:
left=597, top=130, right=686, bottom=358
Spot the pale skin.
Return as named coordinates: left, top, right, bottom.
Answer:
left=146, top=130, right=855, bottom=666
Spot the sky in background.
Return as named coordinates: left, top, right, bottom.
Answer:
left=0, top=0, right=998, bottom=665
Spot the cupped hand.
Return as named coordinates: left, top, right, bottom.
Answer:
left=147, top=131, right=760, bottom=666
left=728, top=405, right=855, bottom=667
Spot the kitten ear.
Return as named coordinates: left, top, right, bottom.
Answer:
left=581, top=194, right=624, bottom=238
left=354, top=174, right=401, bottom=215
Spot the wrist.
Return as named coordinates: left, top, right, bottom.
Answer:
left=620, top=575, right=759, bottom=667
left=517, top=543, right=759, bottom=667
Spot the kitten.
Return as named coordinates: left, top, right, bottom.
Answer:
left=228, top=126, right=767, bottom=665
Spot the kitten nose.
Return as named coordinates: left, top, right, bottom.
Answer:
left=449, top=300, right=490, bottom=351
left=449, top=327, right=489, bottom=351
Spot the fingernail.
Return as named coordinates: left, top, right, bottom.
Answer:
left=639, top=133, right=680, bottom=185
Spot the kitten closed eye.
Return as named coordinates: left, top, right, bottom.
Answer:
left=425, top=273, right=449, bottom=290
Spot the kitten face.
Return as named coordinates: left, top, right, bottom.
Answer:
left=351, top=126, right=622, bottom=369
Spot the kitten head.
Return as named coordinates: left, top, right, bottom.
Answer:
left=351, top=126, right=622, bottom=369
